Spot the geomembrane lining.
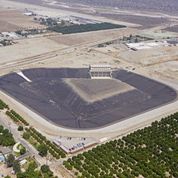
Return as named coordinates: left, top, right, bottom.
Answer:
left=0, top=68, right=176, bottom=129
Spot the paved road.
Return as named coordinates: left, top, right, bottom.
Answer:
left=0, top=111, right=67, bottom=177
left=0, top=112, right=43, bottom=162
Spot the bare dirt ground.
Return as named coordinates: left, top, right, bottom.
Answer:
left=99, top=13, right=170, bottom=29
left=0, top=9, right=44, bottom=32
left=48, top=28, right=137, bottom=46
left=0, top=164, right=16, bottom=178
left=64, top=78, right=133, bottom=103
left=119, top=46, right=178, bottom=66
left=164, top=25, right=178, bottom=32
left=146, top=61, right=178, bottom=81
left=0, top=27, right=137, bottom=75
left=0, top=20, right=19, bottom=32
left=0, top=36, right=67, bottom=65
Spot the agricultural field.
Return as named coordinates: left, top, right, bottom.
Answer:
left=64, top=112, right=178, bottom=178
left=48, top=23, right=126, bottom=34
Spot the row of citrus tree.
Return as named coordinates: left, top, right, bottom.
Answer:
left=64, top=112, right=178, bottom=178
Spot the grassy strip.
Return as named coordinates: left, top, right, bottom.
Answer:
left=6, top=110, right=29, bottom=126
left=24, top=127, right=66, bottom=159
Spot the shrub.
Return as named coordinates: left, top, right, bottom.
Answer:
left=18, top=126, right=23, bottom=131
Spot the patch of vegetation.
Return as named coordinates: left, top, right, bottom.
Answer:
left=121, top=34, right=153, bottom=43
left=6, top=154, right=15, bottom=167
left=17, top=161, right=57, bottom=178
left=20, top=146, right=26, bottom=155
left=64, top=112, right=178, bottom=178
left=18, top=125, right=23, bottom=131
left=23, top=127, right=66, bottom=159
left=4, top=176, right=11, bottom=178
left=6, top=154, right=21, bottom=174
left=0, top=99, right=9, bottom=110
left=6, top=110, right=29, bottom=126
left=37, top=144, right=48, bottom=157
left=41, top=165, right=54, bottom=177
left=17, top=143, right=26, bottom=155
left=13, top=160, right=21, bottom=174
left=17, top=160, right=41, bottom=178
left=0, top=125, right=15, bottom=146
left=49, top=22, right=126, bottom=34
left=15, top=29, right=46, bottom=37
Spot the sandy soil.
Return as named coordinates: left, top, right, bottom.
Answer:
left=0, top=9, right=44, bottom=32
left=65, top=78, right=133, bottom=103
left=48, top=28, right=137, bottom=46
left=0, top=164, right=16, bottom=178
left=0, top=37, right=67, bottom=65
left=164, top=25, right=178, bottom=33
left=0, top=27, right=137, bottom=76
left=119, top=46, right=178, bottom=66
left=146, top=61, right=178, bottom=81
left=99, top=13, right=169, bottom=29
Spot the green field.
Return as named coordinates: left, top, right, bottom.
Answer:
left=64, top=113, right=178, bottom=178
left=48, top=22, right=126, bottom=34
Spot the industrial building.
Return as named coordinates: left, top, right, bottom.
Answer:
left=89, top=65, right=112, bottom=79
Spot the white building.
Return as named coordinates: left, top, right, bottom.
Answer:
left=89, top=65, right=112, bottom=79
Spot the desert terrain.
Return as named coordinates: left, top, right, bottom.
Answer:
left=0, top=1, right=178, bottom=177
left=0, top=0, right=177, bottom=141
left=0, top=9, right=44, bottom=32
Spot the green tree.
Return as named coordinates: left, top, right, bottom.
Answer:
left=41, top=164, right=53, bottom=177
left=0, top=125, right=4, bottom=132
left=18, top=126, right=23, bottom=131
left=6, top=154, right=15, bottom=167
left=41, top=165, right=50, bottom=173
left=23, top=132, right=30, bottom=140
left=37, top=144, right=48, bottom=157
left=13, top=160, right=21, bottom=174
left=20, top=146, right=26, bottom=155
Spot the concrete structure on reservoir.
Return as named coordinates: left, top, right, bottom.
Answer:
left=89, top=65, right=112, bottom=79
